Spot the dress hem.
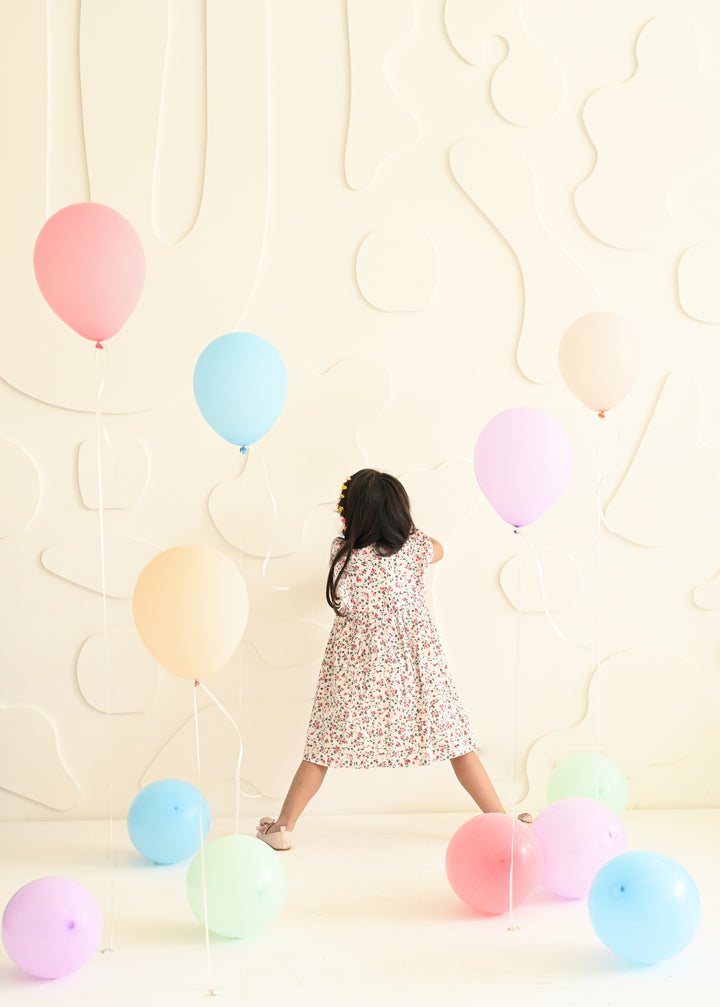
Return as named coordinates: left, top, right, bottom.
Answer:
left=302, top=742, right=478, bottom=770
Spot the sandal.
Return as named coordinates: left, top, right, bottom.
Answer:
left=517, top=813, right=533, bottom=825
left=256, top=817, right=292, bottom=851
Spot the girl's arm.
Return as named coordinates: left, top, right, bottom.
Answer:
left=429, top=538, right=444, bottom=564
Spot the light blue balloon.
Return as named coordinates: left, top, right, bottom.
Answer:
left=193, top=332, right=288, bottom=448
left=127, top=779, right=210, bottom=865
left=588, top=851, right=701, bottom=964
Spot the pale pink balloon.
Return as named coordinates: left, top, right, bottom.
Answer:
left=33, top=202, right=145, bottom=346
left=446, top=813, right=543, bottom=916
left=474, top=407, right=573, bottom=528
left=558, top=312, right=643, bottom=415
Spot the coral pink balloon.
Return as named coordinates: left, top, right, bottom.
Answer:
left=558, top=312, right=643, bottom=416
left=33, top=202, right=145, bottom=345
left=474, top=407, right=573, bottom=528
left=445, top=813, right=543, bottom=915
left=132, top=545, right=249, bottom=681
left=1, top=876, right=103, bottom=979
left=532, top=797, right=628, bottom=899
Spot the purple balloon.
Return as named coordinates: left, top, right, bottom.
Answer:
left=1, top=876, right=103, bottom=979
left=474, top=407, right=573, bottom=528
left=532, top=798, right=628, bottom=899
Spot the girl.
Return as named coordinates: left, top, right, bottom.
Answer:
left=257, top=469, right=529, bottom=850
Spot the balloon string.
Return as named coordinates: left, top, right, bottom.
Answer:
left=247, top=447, right=289, bottom=591
left=594, top=418, right=604, bottom=801
left=197, top=681, right=261, bottom=835
left=95, top=347, right=116, bottom=954
left=507, top=528, right=523, bottom=933
left=193, top=684, right=221, bottom=997
left=518, top=531, right=591, bottom=650
left=234, top=0, right=271, bottom=330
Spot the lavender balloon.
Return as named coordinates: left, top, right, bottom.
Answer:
left=474, top=407, right=573, bottom=528
left=1, top=876, right=103, bottom=979
left=532, top=798, right=628, bottom=899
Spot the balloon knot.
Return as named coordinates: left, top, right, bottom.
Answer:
left=194, top=680, right=200, bottom=688
left=598, top=410, right=606, bottom=419
left=95, top=341, right=104, bottom=350
left=239, top=446, right=248, bottom=455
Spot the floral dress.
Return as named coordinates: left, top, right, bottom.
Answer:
left=303, top=530, right=478, bottom=768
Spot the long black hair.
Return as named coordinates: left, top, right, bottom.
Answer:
left=325, top=469, right=415, bottom=613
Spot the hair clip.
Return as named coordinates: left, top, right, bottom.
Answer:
left=337, top=476, right=351, bottom=516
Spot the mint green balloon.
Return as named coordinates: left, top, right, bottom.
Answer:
left=186, top=835, right=287, bottom=938
left=547, top=753, right=628, bottom=817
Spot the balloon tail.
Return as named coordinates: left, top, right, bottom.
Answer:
left=594, top=418, right=605, bottom=801
left=197, top=681, right=261, bottom=835
left=519, top=531, right=591, bottom=650
left=193, top=685, right=221, bottom=997
left=507, top=530, right=523, bottom=932
left=95, top=348, right=116, bottom=954
left=248, top=447, right=289, bottom=592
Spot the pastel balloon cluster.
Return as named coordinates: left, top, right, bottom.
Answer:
left=445, top=798, right=701, bottom=966
left=533, top=757, right=700, bottom=963
left=126, top=782, right=287, bottom=941
left=33, top=203, right=289, bottom=451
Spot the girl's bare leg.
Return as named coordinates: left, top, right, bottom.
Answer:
left=450, top=751, right=506, bottom=814
left=263, top=760, right=328, bottom=834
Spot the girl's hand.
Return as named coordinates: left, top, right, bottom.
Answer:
left=429, top=538, right=444, bottom=564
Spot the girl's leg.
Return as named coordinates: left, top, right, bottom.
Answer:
left=263, top=760, right=328, bottom=834
left=450, top=751, right=506, bottom=814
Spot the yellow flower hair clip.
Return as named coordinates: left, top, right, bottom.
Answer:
left=338, top=478, right=350, bottom=525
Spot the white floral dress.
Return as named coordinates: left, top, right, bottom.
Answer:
left=303, top=530, right=478, bottom=768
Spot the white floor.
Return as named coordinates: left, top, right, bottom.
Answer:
left=0, top=810, right=717, bottom=1006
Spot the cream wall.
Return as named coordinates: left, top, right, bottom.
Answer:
left=1, top=0, right=719, bottom=822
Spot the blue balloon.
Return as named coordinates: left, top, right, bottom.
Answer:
left=193, top=332, right=288, bottom=448
left=127, top=779, right=211, bottom=865
left=588, top=851, right=701, bottom=964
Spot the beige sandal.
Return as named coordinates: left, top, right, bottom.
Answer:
left=517, top=813, right=533, bottom=825
left=256, top=817, right=292, bottom=851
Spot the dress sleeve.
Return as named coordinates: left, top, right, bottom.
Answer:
left=330, top=536, right=344, bottom=563
left=414, top=529, right=434, bottom=570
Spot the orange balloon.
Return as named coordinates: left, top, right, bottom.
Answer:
left=558, top=312, right=643, bottom=415
left=132, top=546, right=248, bottom=680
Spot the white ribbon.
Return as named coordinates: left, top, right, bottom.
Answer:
left=95, top=346, right=116, bottom=954
left=244, top=446, right=289, bottom=591
left=192, top=685, right=221, bottom=997
left=196, top=681, right=261, bottom=835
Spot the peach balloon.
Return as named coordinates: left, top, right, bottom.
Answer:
left=558, top=312, right=643, bottom=416
left=132, top=546, right=248, bottom=681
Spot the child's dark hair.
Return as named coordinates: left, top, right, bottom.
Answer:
left=325, top=469, right=415, bottom=613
